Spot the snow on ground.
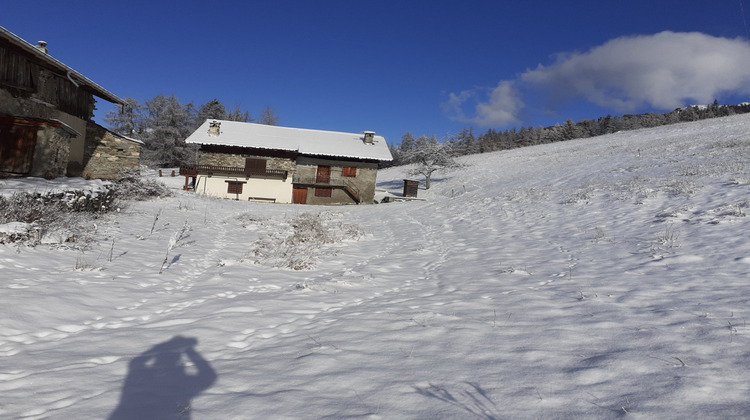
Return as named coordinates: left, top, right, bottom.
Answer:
left=2, top=115, right=750, bottom=419
left=0, top=176, right=110, bottom=197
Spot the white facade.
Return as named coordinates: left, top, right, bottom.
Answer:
left=193, top=174, right=293, bottom=203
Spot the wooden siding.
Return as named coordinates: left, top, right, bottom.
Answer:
left=0, top=43, right=36, bottom=91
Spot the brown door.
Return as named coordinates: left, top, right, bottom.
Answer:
left=0, top=122, right=37, bottom=174
left=316, top=165, right=331, bottom=184
left=293, top=187, right=307, bottom=204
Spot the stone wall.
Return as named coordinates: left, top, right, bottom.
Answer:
left=0, top=87, right=55, bottom=121
left=198, top=150, right=296, bottom=173
left=294, top=156, right=379, bottom=204
left=198, top=151, right=244, bottom=167
left=28, top=125, right=71, bottom=178
left=80, top=122, right=141, bottom=180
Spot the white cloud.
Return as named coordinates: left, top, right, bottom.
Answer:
left=447, top=31, right=750, bottom=127
left=443, top=81, right=524, bottom=126
left=441, top=89, right=476, bottom=122
left=523, top=31, right=750, bottom=111
left=475, top=81, right=524, bottom=126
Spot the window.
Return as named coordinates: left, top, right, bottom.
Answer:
left=342, top=166, right=357, bottom=177
left=226, top=181, right=245, bottom=194
left=315, top=187, right=332, bottom=197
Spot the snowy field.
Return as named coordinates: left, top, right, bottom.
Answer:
left=2, top=114, right=750, bottom=419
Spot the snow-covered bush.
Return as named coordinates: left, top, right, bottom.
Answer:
left=111, top=173, right=172, bottom=201
left=0, top=191, right=107, bottom=247
left=0, top=182, right=120, bottom=247
left=249, top=212, right=364, bottom=270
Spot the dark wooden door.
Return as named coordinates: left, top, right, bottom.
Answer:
left=293, top=187, right=307, bottom=204
left=316, top=165, right=331, bottom=184
left=0, top=123, right=37, bottom=174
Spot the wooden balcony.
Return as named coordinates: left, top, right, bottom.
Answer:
left=179, top=164, right=288, bottom=179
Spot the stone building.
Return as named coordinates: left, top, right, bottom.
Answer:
left=82, top=122, right=142, bottom=179
left=0, top=26, right=140, bottom=179
left=181, top=120, right=392, bottom=204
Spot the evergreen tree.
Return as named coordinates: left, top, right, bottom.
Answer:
left=104, top=98, right=143, bottom=137
left=197, top=99, right=227, bottom=123
left=399, top=132, right=416, bottom=155
left=452, top=127, right=478, bottom=155
left=141, top=94, right=197, bottom=167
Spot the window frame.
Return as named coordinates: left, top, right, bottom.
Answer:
left=226, top=180, right=245, bottom=194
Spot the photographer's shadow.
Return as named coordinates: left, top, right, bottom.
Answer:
left=109, top=335, right=217, bottom=420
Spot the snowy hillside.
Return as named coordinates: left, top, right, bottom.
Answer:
left=3, top=114, right=750, bottom=419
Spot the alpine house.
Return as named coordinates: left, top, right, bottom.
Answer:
left=181, top=120, right=392, bottom=204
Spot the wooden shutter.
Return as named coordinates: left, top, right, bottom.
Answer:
left=342, top=166, right=357, bottom=177
left=226, top=181, right=244, bottom=194
left=245, top=157, right=267, bottom=175
left=315, top=187, right=332, bottom=197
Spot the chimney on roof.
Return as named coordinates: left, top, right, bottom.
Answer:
left=35, top=41, right=48, bottom=54
left=363, top=131, right=375, bottom=144
left=208, top=120, right=221, bottom=136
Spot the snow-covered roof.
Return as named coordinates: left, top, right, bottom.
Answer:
left=185, top=120, right=393, bottom=162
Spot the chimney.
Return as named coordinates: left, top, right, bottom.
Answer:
left=363, top=131, right=375, bottom=144
left=208, top=120, right=221, bottom=136
left=35, top=41, right=48, bottom=54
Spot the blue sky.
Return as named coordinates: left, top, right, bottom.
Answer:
left=5, top=1, right=750, bottom=145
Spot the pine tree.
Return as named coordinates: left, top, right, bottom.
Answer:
left=104, top=98, right=143, bottom=137
left=197, top=99, right=227, bottom=123
left=141, top=94, right=197, bottom=167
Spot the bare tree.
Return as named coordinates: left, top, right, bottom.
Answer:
left=226, top=105, right=253, bottom=122
left=259, top=106, right=279, bottom=125
left=401, top=135, right=464, bottom=189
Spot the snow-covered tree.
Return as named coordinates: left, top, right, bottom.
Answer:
left=104, top=98, right=143, bottom=137
left=401, top=135, right=464, bottom=189
left=141, top=94, right=197, bottom=167
left=197, top=99, right=227, bottom=123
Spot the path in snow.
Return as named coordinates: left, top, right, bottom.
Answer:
left=2, top=115, right=750, bottom=418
